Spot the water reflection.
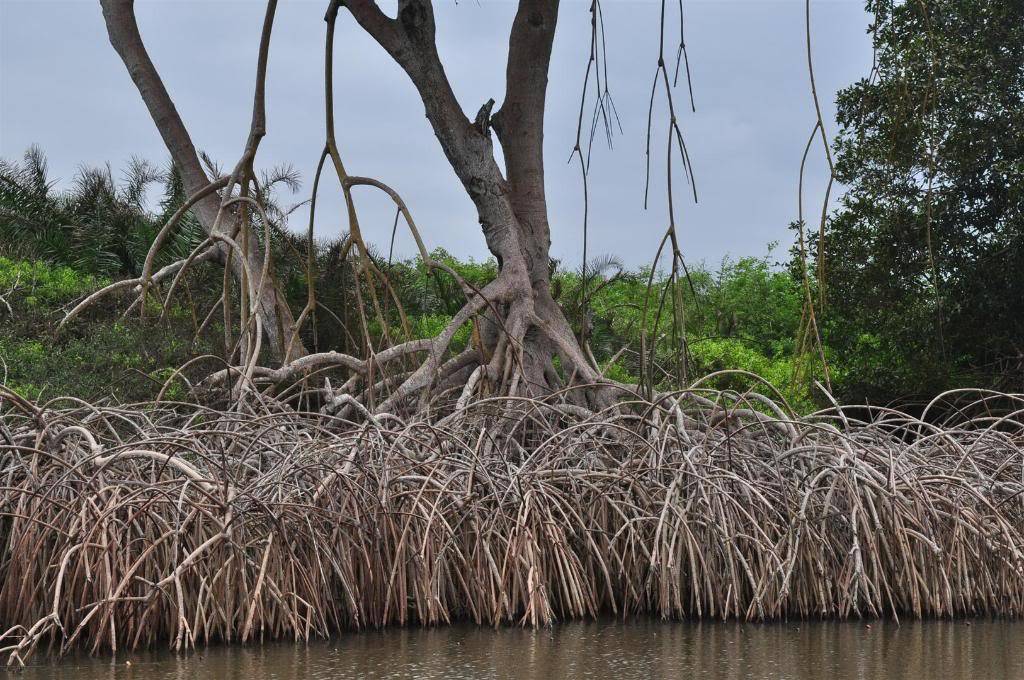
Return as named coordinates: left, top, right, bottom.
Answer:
left=19, top=619, right=1022, bottom=679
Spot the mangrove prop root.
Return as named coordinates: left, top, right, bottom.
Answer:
left=2, top=385, right=1024, bottom=663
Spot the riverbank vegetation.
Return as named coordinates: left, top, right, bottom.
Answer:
left=1, top=144, right=1018, bottom=414
left=1, top=0, right=1022, bottom=663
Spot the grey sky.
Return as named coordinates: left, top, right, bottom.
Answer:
left=0, top=0, right=871, bottom=268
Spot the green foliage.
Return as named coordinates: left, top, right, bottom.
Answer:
left=0, top=147, right=202, bottom=277
left=0, top=243, right=817, bottom=408
left=150, top=367, right=187, bottom=402
left=0, top=256, right=105, bottom=304
left=550, top=249, right=810, bottom=407
left=689, top=251, right=802, bottom=357
left=688, top=339, right=815, bottom=413
left=0, top=256, right=215, bottom=403
left=407, top=313, right=472, bottom=350
left=2, top=325, right=142, bottom=402
left=815, top=0, right=1024, bottom=401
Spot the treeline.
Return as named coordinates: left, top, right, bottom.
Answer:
left=0, top=145, right=1014, bottom=412
left=815, top=0, right=1024, bottom=405
left=0, top=153, right=802, bottom=405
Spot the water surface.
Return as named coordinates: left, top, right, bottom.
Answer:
left=17, top=619, right=1023, bottom=679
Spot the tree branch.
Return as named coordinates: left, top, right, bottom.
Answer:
left=342, top=0, right=528, bottom=273
left=99, top=0, right=219, bottom=226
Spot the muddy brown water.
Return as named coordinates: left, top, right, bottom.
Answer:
left=15, top=619, right=1024, bottom=679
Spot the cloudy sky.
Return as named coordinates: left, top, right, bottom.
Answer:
left=0, top=0, right=872, bottom=268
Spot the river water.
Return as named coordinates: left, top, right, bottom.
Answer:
left=16, top=619, right=1024, bottom=679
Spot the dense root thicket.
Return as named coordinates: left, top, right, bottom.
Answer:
left=2, top=384, right=1024, bottom=664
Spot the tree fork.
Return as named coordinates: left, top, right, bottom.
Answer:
left=342, top=0, right=605, bottom=405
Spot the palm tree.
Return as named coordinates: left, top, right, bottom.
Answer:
left=0, top=146, right=194, bottom=277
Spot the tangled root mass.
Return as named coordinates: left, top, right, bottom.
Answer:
left=2, top=384, right=1024, bottom=663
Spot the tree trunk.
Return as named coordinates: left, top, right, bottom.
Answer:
left=346, top=0, right=602, bottom=401
left=99, top=0, right=303, bottom=362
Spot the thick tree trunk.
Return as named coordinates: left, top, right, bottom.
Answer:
left=99, top=0, right=303, bottom=362
left=346, top=0, right=601, bottom=400
left=492, top=0, right=585, bottom=393
left=492, top=0, right=557, bottom=288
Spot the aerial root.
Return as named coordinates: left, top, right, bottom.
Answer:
left=2, top=384, right=1024, bottom=663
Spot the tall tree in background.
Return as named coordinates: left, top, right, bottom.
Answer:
left=819, top=0, right=1024, bottom=400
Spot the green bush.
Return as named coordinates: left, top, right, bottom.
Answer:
left=0, top=256, right=105, bottom=304
left=0, top=257, right=215, bottom=403
left=688, top=338, right=815, bottom=413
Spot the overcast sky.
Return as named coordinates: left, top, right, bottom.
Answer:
left=0, top=0, right=872, bottom=268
